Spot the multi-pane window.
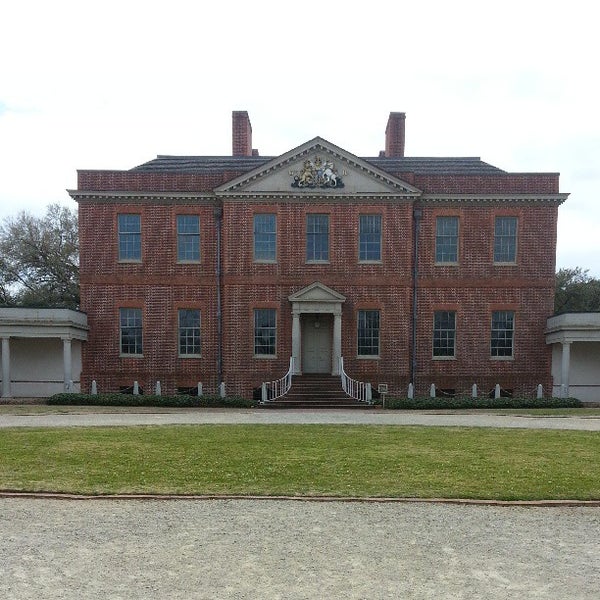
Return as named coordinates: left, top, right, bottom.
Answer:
left=120, top=308, right=143, bottom=355
left=306, top=214, right=329, bottom=262
left=357, top=310, right=380, bottom=357
left=178, top=309, right=201, bottom=356
left=359, top=214, right=382, bottom=262
left=491, top=311, right=514, bottom=357
left=118, top=214, right=141, bottom=261
left=433, top=311, right=456, bottom=357
left=253, top=214, right=276, bottom=262
left=177, top=215, right=200, bottom=262
left=254, top=308, right=276, bottom=356
left=435, top=216, right=459, bottom=263
left=494, top=216, right=517, bottom=263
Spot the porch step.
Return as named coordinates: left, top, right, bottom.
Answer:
left=260, top=374, right=373, bottom=409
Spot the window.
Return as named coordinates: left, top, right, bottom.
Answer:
left=435, top=216, right=458, bottom=263
left=491, top=311, right=514, bottom=357
left=178, top=309, right=201, bottom=356
left=120, top=308, right=143, bottom=355
left=494, top=216, right=517, bottom=263
left=254, top=308, right=276, bottom=356
left=306, top=214, right=329, bottom=262
left=359, top=214, right=382, bottom=261
left=433, top=311, right=456, bottom=357
left=118, top=214, right=141, bottom=261
left=253, top=214, right=276, bottom=262
left=177, top=215, right=200, bottom=262
left=357, top=310, right=380, bottom=357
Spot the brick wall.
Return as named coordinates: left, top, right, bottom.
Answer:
left=79, top=201, right=221, bottom=395
left=76, top=170, right=560, bottom=195
left=75, top=116, right=561, bottom=401
left=77, top=170, right=244, bottom=192
left=77, top=194, right=558, bottom=398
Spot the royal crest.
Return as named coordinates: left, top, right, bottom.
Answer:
left=291, top=156, right=344, bottom=189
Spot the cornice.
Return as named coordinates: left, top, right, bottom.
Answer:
left=68, top=190, right=569, bottom=205
left=420, top=193, right=569, bottom=205
left=68, top=190, right=217, bottom=203
left=217, top=192, right=418, bottom=203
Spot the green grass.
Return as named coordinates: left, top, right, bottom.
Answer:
left=1, top=425, right=599, bottom=500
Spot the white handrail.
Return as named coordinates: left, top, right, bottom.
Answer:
left=261, top=357, right=294, bottom=403
left=339, top=357, right=372, bottom=403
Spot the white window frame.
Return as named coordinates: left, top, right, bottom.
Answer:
left=357, top=309, right=380, bottom=358
left=178, top=308, right=201, bottom=357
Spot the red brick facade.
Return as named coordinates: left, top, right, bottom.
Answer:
left=71, top=112, right=567, bottom=398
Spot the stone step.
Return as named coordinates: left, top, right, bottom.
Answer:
left=260, top=374, right=373, bottom=409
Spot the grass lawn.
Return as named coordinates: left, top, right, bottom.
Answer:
left=1, top=424, right=599, bottom=500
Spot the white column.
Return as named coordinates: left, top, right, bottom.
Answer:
left=560, top=341, right=571, bottom=398
left=2, top=337, right=10, bottom=398
left=332, top=310, right=342, bottom=375
left=292, top=308, right=301, bottom=374
left=62, top=337, right=73, bottom=392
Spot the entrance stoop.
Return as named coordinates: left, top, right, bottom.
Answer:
left=260, top=374, right=373, bottom=409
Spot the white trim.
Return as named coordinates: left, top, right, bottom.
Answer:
left=288, top=282, right=346, bottom=375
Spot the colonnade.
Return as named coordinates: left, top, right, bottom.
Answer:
left=1, top=336, right=76, bottom=398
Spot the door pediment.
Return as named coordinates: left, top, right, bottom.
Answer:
left=215, top=137, right=421, bottom=199
left=289, top=282, right=346, bottom=305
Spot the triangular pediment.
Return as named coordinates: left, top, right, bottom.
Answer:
left=215, top=137, right=421, bottom=198
left=288, top=282, right=346, bottom=304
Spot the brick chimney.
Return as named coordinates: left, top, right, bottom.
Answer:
left=384, top=112, right=406, bottom=157
left=232, top=111, right=253, bottom=156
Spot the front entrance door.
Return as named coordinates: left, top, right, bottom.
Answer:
left=301, top=314, right=332, bottom=373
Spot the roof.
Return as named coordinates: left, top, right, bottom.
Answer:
left=131, top=155, right=506, bottom=176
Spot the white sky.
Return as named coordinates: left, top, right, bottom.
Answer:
left=1, top=0, right=598, bottom=274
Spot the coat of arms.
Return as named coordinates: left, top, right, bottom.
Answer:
left=291, top=156, right=344, bottom=189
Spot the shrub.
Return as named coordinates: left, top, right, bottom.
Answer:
left=381, top=396, right=582, bottom=410
left=47, top=393, right=258, bottom=408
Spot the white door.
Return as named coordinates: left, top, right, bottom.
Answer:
left=302, top=314, right=332, bottom=373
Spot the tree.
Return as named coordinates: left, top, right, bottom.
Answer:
left=554, top=267, right=600, bottom=314
left=0, top=203, right=79, bottom=309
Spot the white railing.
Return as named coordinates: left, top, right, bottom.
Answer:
left=339, top=357, right=372, bottom=403
left=261, top=357, right=294, bottom=403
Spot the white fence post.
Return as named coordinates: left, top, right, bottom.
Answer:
left=537, top=384, right=543, bottom=399
left=133, top=381, right=139, bottom=395
left=219, top=382, right=226, bottom=398
left=430, top=383, right=436, bottom=398
left=366, top=382, right=372, bottom=403
left=261, top=382, right=268, bottom=403
left=408, top=383, right=414, bottom=399
left=155, top=381, right=161, bottom=396
left=471, top=383, right=477, bottom=398
left=91, top=380, right=97, bottom=395
left=494, top=384, right=500, bottom=399
left=197, top=382, right=203, bottom=397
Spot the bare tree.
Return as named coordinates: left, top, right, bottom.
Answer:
left=0, top=203, right=79, bottom=308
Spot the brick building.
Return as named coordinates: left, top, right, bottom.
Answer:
left=69, top=111, right=567, bottom=399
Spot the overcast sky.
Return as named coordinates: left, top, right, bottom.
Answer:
left=1, top=0, right=598, bottom=274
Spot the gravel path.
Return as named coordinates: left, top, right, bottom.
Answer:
left=1, top=498, right=599, bottom=599
left=2, top=408, right=600, bottom=430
